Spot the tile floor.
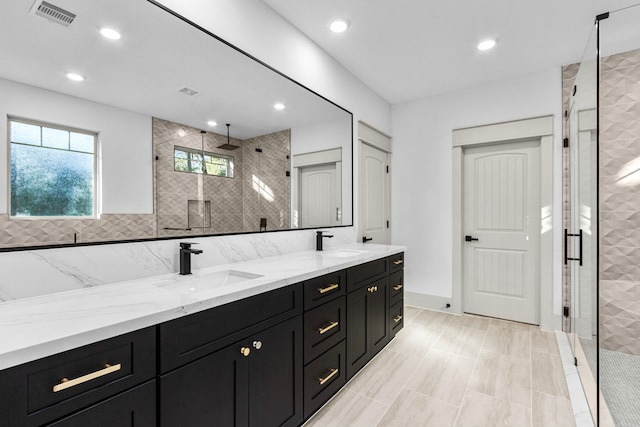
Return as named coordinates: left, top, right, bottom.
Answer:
left=304, top=306, right=576, bottom=427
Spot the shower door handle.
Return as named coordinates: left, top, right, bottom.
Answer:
left=564, top=229, right=583, bottom=266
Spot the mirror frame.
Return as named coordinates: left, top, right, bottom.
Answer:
left=0, top=0, right=353, bottom=252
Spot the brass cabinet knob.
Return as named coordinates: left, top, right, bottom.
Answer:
left=253, top=340, right=262, bottom=350
left=367, top=286, right=378, bottom=293
left=240, top=347, right=251, bottom=357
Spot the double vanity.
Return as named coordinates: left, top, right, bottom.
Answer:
left=0, top=244, right=405, bottom=426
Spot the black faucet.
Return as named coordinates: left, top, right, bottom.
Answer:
left=316, top=231, right=334, bottom=251
left=179, top=242, right=203, bottom=275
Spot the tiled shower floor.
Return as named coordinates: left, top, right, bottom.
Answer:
left=304, top=306, right=576, bottom=427
left=600, top=349, right=640, bottom=427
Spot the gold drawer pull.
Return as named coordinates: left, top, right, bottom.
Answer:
left=393, top=315, right=403, bottom=323
left=367, top=286, right=378, bottom=293
left=318, top=368, right=339, bottom=386
left=393, top=284, right=403, bottom=291
left=318, top=321, right=339, bottom=335
left=318, top=283, right=339, bottom=294
left=241, top=347, right=251, bottom=357
left=53, top=363, right=121, bottom=393
left=393, top=260, right=404, bottom=265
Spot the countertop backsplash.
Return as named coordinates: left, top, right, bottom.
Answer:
left=0, top=227, right=356, bottom=302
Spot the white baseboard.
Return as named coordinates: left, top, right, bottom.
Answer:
left=405, top=291, right=460, bottom=314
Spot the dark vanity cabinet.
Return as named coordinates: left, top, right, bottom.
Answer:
left=301, top=271, right=347, bottom=419
left=159, top=284, right=304, bottom=427
left=0, top=251, right=405, bottom=427
left=0, top=327, right=156, bottom=426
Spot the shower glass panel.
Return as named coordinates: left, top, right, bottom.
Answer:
left=598, top=5, right=640, bottom=426
left=565, top=21, right=598, bottom=424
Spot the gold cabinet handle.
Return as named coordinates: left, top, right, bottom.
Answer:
left=53, top=363, right=121, bottom=393
left=318, top=283, right=339, bottom=294
left=241, top=347, right=251, bottom=357
left=393, top=315, right=403, bottom=323
left=367, top=286, right=378, bottom=293
left=393, top=260, right=404, bottom=265
left=393, top=284, right=403, bottom=291
left=318, top=321, right=339, bottom=335
left=318, top=368, right=339, bottom=386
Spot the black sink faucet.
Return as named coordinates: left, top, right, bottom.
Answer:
left=179, top=242, right=203, bottom=275
left=316, top=231, right=334, bottom=251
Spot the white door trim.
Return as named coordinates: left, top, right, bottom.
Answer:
left=452, top=115, right=555, bottom=330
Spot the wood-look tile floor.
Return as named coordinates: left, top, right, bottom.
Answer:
left=304, top=306, right=576, bottom=427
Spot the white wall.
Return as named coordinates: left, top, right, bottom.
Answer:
left=0, top=78, right=153, bottom=214
left=391, top=69, right=563, bottom=318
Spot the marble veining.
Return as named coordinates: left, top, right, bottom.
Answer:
left=0, top=239, right=402, bottom=370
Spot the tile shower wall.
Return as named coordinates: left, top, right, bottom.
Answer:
left=154, top=119, right=291, bottom=235
left=598, top=48, right=640, bottom=355
left=154, top=118, right=244, bottom=237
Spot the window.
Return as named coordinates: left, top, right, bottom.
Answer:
left=174, top=146, right=234, bottom=178
left=9, top=118, right=96, bottom=217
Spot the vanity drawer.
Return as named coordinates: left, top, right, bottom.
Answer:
left=346, top=258, right=388, bottom=292
left=304, top=270, right=346, bottom=310
left=390, top=302, right=404, bottom=338
left=303, top=296, right=346, bottom=364
left=159, top=283, right=302, bottom=372
left=389, top=252, right=404, bottom=273
left=0, top=327, right=155, bottom=426
left=389, top=270, right=404, bottom=307
left=303, top=341, right=346, bottom=419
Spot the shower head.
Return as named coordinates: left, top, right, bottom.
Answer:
left=218, top=124, right=239, bottom=150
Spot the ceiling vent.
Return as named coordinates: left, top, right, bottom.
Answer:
left=30, top=0, right=76, bottom=27
left=178, top=87, right=200, bottom=97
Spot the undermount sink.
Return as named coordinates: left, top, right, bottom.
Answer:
left=154, top=270, right=263, bottom=293
left=322, top=249, right=369, bottom=258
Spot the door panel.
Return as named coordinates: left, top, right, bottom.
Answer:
left=359, top=142, right=389, bottom=244
left=463, top=140, right=540, bottom=324
left=300, top=163, right=339, bottom=227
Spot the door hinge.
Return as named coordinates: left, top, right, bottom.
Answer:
left=563, top=306, right=570, bottom=317
left=574, top=357, right=578, bottom=366
left=572, top=85, right=577, bottom=96
left=386, top=165, right=389, bottom=173
left=563, top=137, right=569, bottom=148
left=386, top=220, right=389, bottom=228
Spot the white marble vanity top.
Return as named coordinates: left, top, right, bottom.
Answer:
left=0, top=243, right=404, bottom=370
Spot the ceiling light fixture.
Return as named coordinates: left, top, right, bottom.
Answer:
left=274, top=103, right=285, bottom=110
left=330, top=19, right=349, bottom=33
left=100, top=28, right=121, bottom=40
left=66, top=72, right=84, bottom=82
left=207, top=120, right=218, bottom=127
left=477, top=39, right=497, bottom=51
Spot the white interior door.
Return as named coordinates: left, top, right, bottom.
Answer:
left=300, top=163, right=340, bottom=227
left=463, top=140, right=541, bottom=324
left=359, top=142, right=389, bottom=244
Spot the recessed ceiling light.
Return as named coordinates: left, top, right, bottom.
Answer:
left=274, top=103, right=285, bottom=110
left=100, top=28, right=121, bottom=40
left=66, top=72, right=84, bottom=82
left=477, top=39, right=497, bottom=51
left=207, top=120, right=218, bottom=127
left=330, top=19, right=350, bottom=33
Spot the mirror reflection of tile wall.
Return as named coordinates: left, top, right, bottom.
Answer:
left=154, top=118, right=291, bottom=238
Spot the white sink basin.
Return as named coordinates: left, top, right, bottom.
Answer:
left=154, top=270, right=263, bottom=293
left=322, top=249, right=369, bottom=258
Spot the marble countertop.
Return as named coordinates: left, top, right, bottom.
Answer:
left=0, top=243, right=404, bottom=370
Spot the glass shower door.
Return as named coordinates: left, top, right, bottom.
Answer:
left=566, top=22, right=598, bottom=423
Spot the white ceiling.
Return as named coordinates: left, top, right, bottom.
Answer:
left=262, top=0, right=636, bottom=104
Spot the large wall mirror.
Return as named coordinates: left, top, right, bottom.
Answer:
left=0, top=0, right=353, bottom=248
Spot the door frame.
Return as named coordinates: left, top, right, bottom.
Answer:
left=452, top=115, right=555, bottom=330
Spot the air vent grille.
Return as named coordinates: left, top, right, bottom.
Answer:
left=32, top=1, right=76, bottom=27
left=178, top=87, right=200, bottom=97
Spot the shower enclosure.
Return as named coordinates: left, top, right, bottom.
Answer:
left=565, top=4, right=640, bottom=426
